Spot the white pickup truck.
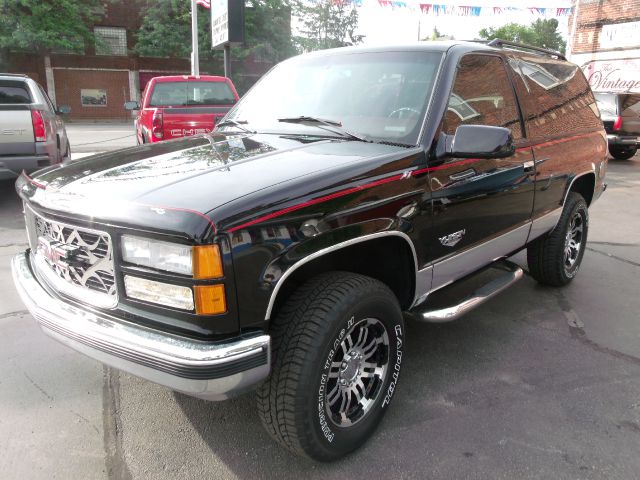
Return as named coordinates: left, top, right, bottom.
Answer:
left=0, top=74, right=71, bottom=180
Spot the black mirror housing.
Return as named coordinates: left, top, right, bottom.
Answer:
left=448, top=125, right=515, bottom=159
left=124, top=101, right=140, bottom=111
left=57, top=105, right=71, bottom=115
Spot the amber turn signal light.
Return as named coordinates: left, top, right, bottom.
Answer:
left=193, top=245, right=223, bottom=279
left=194, top=284, right=227, bottom=315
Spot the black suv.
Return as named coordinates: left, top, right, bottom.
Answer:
left=595, top=92, right=640, bottom=160
left=12, top=40, right=607, bottom=461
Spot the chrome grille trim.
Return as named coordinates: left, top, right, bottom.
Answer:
left=25, top=204, right=118, bottom=309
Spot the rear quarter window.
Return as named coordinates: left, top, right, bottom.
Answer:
left=508, top=56, right=602, bottom=138
left=0, top=80, right=32, bottom=104
left=149, top=81, right=236, bottom=107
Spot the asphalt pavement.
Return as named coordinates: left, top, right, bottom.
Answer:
left=1, top=146, right=639, bottom=479
left=66, top=122, right=137, bottom=154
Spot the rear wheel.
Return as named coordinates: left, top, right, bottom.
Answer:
left=527, top=192, right=589, bottom=286
left=257, top=272, right=404, bottom=461
left=609, top=145, right=637, bottom=160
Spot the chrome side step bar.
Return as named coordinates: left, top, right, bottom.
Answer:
left=412, top=261, right=524, bottom=323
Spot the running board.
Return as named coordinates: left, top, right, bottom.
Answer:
left=412, top=261, right=524, bottom=323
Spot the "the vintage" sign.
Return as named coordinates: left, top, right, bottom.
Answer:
left=582, top=58, right=640, bottom=93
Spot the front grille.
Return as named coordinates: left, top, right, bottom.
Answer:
left=26, top=205, right=117, bottom=306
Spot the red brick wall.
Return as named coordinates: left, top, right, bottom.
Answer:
left=570, top=0, right=640, bottom=53
left=53, top=69, right=130, bottom=120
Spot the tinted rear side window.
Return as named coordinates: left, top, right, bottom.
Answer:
left=0, top=80, right=32, bottom=104
left=149, top=81, right=236, bottom=107
left=507, top=56, right=601, bottom=138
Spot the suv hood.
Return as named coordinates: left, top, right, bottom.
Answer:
left=19, top=133, right=407, bottom=238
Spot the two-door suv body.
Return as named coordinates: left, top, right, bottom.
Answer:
left=12, top=41, right=607, bottom=461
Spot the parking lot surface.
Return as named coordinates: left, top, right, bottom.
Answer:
left=1, top=151, right=639, bottom=479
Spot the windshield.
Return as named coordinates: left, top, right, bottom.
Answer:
left=225, top=51, right=442, bottom=144
left=149, top=81, right=236, bottom=107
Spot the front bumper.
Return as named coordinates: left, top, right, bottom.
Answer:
left=11, top=252, right=270, bottom=401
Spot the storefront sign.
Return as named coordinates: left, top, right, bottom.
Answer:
left=600, top=21, right=640, bottom=50
left=582, top=58, right=640, bottom=93
left=211, top=0, right=244, bottom=49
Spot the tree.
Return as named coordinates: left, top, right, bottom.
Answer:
left=294, top=0, right=363, bottom=52
left=478, top=18, right=566, bottom=54
left=0, top=0, right=105, bottom=54
left=135, top=0, right=296, bottom=63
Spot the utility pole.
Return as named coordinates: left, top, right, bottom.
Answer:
left=191, top=0, right=200, bottom=76
left=224, top=44, right=230, bottom=78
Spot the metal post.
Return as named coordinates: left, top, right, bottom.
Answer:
left=224, top=44, right=231, bottom=79
left=191, top=0, right=200, bottom=76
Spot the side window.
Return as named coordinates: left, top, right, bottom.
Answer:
left=507, top=55, right=602, bottom=138
left=444, top=55, right=522, bottom=140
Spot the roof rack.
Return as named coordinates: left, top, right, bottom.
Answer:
left=487, top=38, right=566, bottom=61
left=0, top=73, right=29, bottom=78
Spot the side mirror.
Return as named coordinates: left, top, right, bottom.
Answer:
left=124, top=101, right=140, bottom=111
left=57, top=105, right=71, bottom=115
left=449, top=125, right=515, bottom=159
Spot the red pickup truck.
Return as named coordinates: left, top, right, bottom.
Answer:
left=125, top=75, right=239, bottom=144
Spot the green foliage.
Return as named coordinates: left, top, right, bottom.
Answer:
left=0, top=0, right=105, bottom=54
left=294, top=0, right=363, bottom=52
left=135, top=0, right=296, bottom=63
left=478, top=18, right=566, bottom=54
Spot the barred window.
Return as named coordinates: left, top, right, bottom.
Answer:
left=95, top=27, right=127, bottom=56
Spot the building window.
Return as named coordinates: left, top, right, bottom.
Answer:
left=94, top=27, right=127, bottom=56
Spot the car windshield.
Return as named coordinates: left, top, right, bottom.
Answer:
left=594, top=93, right=618, bottom=116
left=225, top=50, right=443, bottom=144
left=149, top=81, right=236, bottom=107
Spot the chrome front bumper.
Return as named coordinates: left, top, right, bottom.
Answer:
left=11, top=252, right=271, bottom=401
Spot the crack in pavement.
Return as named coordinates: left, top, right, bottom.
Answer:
left=103, top=366, right=132, bottom=480
left=589, top=241, right=640, bottom=247
left=23, top=371, right=54, bottom=401
left=586, top=247, right=640, bottom=268
left=0, top=310, right=28, bottom=320
left=554, top=290, right=640, bottom=366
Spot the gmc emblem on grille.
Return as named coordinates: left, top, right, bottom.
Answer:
left=37, top=237, right=82, bottom=270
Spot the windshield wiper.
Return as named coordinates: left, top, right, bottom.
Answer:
left=216, top=119, right=256, bottom=134
left=277, top=116, right=370, bottom=143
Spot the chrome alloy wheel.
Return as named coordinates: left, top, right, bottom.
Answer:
left=564, top=211, right=584, bottom=270
left=324, top=318, right=390, bottom=427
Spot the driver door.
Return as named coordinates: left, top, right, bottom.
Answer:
left=427, top=54, right=535, bottom=290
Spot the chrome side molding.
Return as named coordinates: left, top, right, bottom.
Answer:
left=411, top=260, right=524, bottom=323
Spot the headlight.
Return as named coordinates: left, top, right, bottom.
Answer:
left=121, top=235, right=223, bottom=278
left=124, top=275, right=194, bottom=310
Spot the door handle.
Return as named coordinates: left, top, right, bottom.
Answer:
left=449, top=169, right=476, bottom=181
left=524, top=157, right=550, bottom=173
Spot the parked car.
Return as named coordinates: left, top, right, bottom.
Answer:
left=12, top=40, right=607, bottom=461
left=125, top=75, right=239, bottom=144
left=0, top=73, right=71, bottom=180
left=594, top=92, right=640, bottom=160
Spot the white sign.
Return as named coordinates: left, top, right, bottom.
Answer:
left=211, top=0, right=229, bottom=48
left=600, top=21, right=640, bottom=50
left=582, top=58, right=640, bottom=93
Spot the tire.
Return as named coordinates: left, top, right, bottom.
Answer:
left=62, top=143, right=71, bottom=163
left=609, top=145, right=637, bottom=160
left=257, top=271, right=404, bottom=461
left=527, top=192, right=589, bottom=287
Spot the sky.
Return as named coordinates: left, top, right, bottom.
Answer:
left=352, top=0, right=573, bottom=45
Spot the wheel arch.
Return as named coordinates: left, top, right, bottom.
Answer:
left=564, top=171, right=596, bottom=207
left=265, top=231, right=418, bottom=321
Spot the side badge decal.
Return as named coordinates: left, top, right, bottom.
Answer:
left=439, top=229, right=466, bottom=247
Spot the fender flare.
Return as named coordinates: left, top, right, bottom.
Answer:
left=263, top=227, right=419, bottom=321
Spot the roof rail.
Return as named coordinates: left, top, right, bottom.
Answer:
left=487, top=38, right=566, bottom=61
left=0, top=73, right=29, bottom=78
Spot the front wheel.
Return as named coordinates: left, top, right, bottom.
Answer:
left=527, top=192, right=589, bottom=286
left=257, top=272, right=404, bottom=461
left=609, top=145, right=637, bottom=160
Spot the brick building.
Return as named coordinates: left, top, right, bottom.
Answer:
left=568, top=0, right=640, bottom=93
left=2, top=1, right=274, bottom=120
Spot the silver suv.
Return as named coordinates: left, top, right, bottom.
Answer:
left=0, top=74, right=71, bottom=180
